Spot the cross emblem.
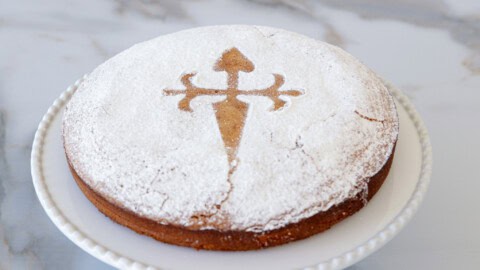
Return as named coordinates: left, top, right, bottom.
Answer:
left=164, top=48, right=303, bottom=173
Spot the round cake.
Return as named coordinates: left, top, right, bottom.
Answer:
left=63, top=25, right=399, bottom=251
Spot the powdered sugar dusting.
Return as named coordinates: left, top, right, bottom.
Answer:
left=62, top=25, right=398, bottom=232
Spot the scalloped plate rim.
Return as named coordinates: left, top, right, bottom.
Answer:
left=31, top=76, right=432, bottom=270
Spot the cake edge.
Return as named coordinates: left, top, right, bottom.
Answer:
left=67, top=144, right=395, bottom=251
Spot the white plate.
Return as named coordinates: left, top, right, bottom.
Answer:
left=31, top=77, right=432, bottom=270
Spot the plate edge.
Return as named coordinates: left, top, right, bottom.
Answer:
left=30, top=77, right=433, bottom=270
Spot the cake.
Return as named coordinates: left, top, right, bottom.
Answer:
left=62, top=25, right=399, bottom=251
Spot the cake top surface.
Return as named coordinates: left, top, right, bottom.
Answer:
left=63, top=25, right=399, bottom=232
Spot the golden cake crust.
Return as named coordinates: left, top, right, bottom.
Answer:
left=67, top=145, right=394, bottom=251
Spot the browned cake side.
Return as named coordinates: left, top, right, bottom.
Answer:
left=67, top=145, right=395, bottom=251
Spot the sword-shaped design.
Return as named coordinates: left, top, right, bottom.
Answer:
left=164, top=48, right=303, bottom=172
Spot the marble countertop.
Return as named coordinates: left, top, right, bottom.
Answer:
left=1, top=0, right=479, bottom=269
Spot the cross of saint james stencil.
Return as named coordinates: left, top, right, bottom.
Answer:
left=164, top=48, right=303, bottom=175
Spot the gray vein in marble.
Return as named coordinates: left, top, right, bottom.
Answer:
left=320, top=1, right=480, bottom=47
left=0, top=111, right=12, bottom=269
left=90, top=38, right=109, bottom=59
left=37, top=33, right=65, bottom=43
left=114, top=0, right=189, bottom=20
left=249, top=0, right=312, bottom=13
left=0, top=113, right=77, bottom=269
left=323, top=22, right=345, bottom=46
left=463, top=53, right=480, bottom=74
left=245, top=0, right=346, bottom=46
left=249, top=0, right=480, bottom=74
left=1, top=14, right=123, bottom=34
left=320, top=0, right=480, bottom=74
left=0, top=111, right=6, bottom=206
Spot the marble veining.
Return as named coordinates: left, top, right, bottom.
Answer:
left=0, top=0, right=479, bottom=269
left=0, top=111, right=7, bottom=200
left=113, top=0, right=188, bottom=20
left=253, top=0, right=480, bottom=73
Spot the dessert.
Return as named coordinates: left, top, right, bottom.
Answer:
left=63, top=25, right=399, bottom=251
